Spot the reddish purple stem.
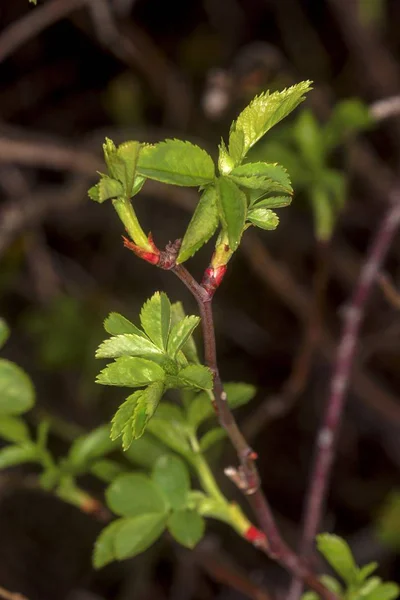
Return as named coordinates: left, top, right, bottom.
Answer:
left=288, top=194, right=400, bottom=600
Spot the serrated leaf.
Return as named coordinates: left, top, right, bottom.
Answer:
left=217, top=177, right=246, bottom=250
left=0, top=359, right=35, bottom=416
left=0, top=319, right=10, bottom=350
left=68, top=425, right=115, bottom=472
left=0, top=444, right=39, bottom=469
left=218, top=139, right=235, bottom=175
left=104, top=312, right=146, bottom=337
left=167, top=510, right=205, bottom=548
left=125, top=433, right=166, bottom=469
left=147, top=403, right=191, bottom=456
left=0, top=416, right=30, bottom=443
left=247, top=207, right=279, bottom=230
left=106, top=473, right=168, bottom=517
left=152, top=454, right=190, bottom=510
left=167, top=316, right=200, bottom=359
left=96, top=334, right=164, bottom=360
left=98, top=176, right=124, bottom=202
left=230, top=162, right=293, bottom=194
left=187, top=382, right=256, bottom=430
left=177, top=365, right=213, bottom=390
left=253, top=195, right=292, bottom=209
left=170, top=303, right=199, bottom=363
left=177, top=186, right=219, bottom=263
left=140, top=292, right=171, bottom=350
left=228, top=81, right=312, bottom=165
left=112, top=382, right=164, bottom=448
left=199, top=428, right=226, bottom=451
left=137, top=139, right=215, bottom=187
left=90, top=459, right=128, bottom=483
left=116, top=140, right=141, bottom=195
left=317, top=534, right=357, bottom=584
left=130, top=381, right=164, bottom=441
left=93, top=519, right=125, bottom=568
left=88, top=184, right=100, bottom=202
left=96, top=356, right=165, bottom=388
left=115, top=514, right=167, bottom=560
left=111, top=392, right=140, bottom=442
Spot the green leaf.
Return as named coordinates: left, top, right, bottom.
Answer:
left=112, top=382, right=165, bottom=448
left=324, top=99, right=374, bottom=151
left=361, top=582, right=400, bottom=600
left=177, top=365, right=213, bottom=391
left=252, top=196, right=292, bottom=209
left=0, top=444, right=38, bottom=469
left=67, top=425, right=115, bottom=471
left=115, top=514, right=167, bottom=560
left=187, top=382, right=256, bottom=430
left=115, top=140, right=142, bottom=195
left=170, top=303, right=199, bottom=363
left=140, top=292, right=171, bottom=351
left=357, top=562, right=378, bottom=583
left=104, top=312, right=146, bottom=338
left=310, top=185, right=336, bottom=242
left=293, top=110, right=324, bottom=170
left=0, top=319, right=10, bottom=350
left=96, top=334, right=164, bottom=361
left=218, top=139, right=235, bottom=175
left=300, top=593, right=319, bottom=600
left=317, top=533, right=357, bottom=584
left=0, top=359, right=35, bottom=416
left=152, top=454, right=190, bottom=510
left=167, top=510, right=205, bottom=549
left=90, top=459, right=128, bottom=483
left=199, top=428, right=226, bottom=452
left=106, top=473, right=168, bottom=517
left=319, top=575, right=343, bottom=595
left=93, top=519, right=125, bottom=568
left=229, top=162, right=293, bottom=194
left=228, top=81, right=312, bottom=165
left=125, top=432, right=166, bottom=469
left=217, top=177, right=247, bottom=251
left=247, top=207, right=279, bottom=230
left=167, top=316, right=200, bottom=359
left=96, top=356, right=165, bottom=388
left=177, top=186, right=219, bottom=263
left=98, top=176, right=124, bottom=203
left=147, top=403, right=191, bottom=456
left=0, top=416, right=30, bottom=443
left=137, top=139, right=215, bottom=187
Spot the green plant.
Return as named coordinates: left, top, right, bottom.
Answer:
left=249, top=99, right=374, bottom=241
left=1, top=84, right=398, bottom=600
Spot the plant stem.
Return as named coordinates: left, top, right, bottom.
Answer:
left=112, top=197, right=152, bottom=251
left=288, top=194, right=400, bottom=600
left=172, top=263, right=338, bottom=600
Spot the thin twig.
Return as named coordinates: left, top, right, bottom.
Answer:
left=171, top=264, right=337, bottom=600
left=0, top=587, right=27, bottom=600
left=288, top=191, right=400, bottom=600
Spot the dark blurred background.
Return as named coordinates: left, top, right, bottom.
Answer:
left=0, top=1, right=399, bottom=599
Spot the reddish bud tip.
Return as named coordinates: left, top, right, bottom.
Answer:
left=123, top=235, right=160, bottom=265
left=245, top=526, right=268, bottom=548
left=249, top=451, right=258, bottom=460
left=201, top=265, right=228, bottom=298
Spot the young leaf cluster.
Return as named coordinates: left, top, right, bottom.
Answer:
left=95, top=379, right=256, bottom=568
left=301, top=534, right=399, bottom=600
left=250, top=99, right=374, bottom=241
left=88, top=83, right=312, bottom=266
left=96, top=292, right=216, bottom=448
